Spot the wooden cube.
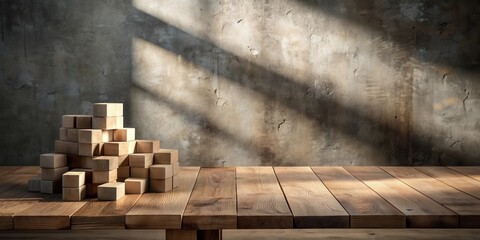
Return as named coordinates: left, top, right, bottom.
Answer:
left=41, top=167, right=69, bottom=181
left=92, top=116, right=122, bottom=130
left=80, top=156, right=93, bottom=169
left=92, top=156, right=118, bottom=171
left=130, top=167, right=149, bottom=178
left=78, top=129, right=102, bottom=143
left=136, top=140, right=160, bottom=153
left=78, top=143, right=103, bottom=156
left=113, top=128, right=135, bottom=141
left=118, top=154, right=129, bottom=166
left=67, top=128, right=79, bottom=142
left=92, top=169, right=117, bottom=184
left=75, top=115, right=92, bottom=129
left=40, top=153, right=67, bottom=169
left=124, top=178, right=147, bottom=194
left=98, top=182, right=125, bottom=201
left=93, top=103, right=123, bottom=117
left=127, top=141, right=136, bottom=154
left=28, top=175, right=41, bottom=192
left=149, top=164, right=173, bottom=180
left=70, top=168, right=93, bottom=183
left=59, top=127, right=68, bottom=141
left=173, top=161, right=180, bottom=176
left=86, top=183, right=99, bottom=197
left=40, top=180, right=62, bottom=194
left=67, top=154, right=82, bottom=168
left=153, top=149, right=178, bottom=164
left=118, top=166, right=130, bottom=179
left=63, top=186, right=86, bottom=201
left=129, top=153, right=153, bottom=168
left=102, top=130, right=114, bottom=142
left=62, top=171, right=85, bottom=188
left=104, top=142, right=131, bottom=156
left=150, top=178, right=173, bottom=193
left=62, top=115, right=76, bottom=128
left=173, top=175, right=179, bottom=188
left=54, top=140, right=78, bottom=155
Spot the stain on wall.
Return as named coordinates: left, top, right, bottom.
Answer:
left=0, top=0, right=479, bottom=166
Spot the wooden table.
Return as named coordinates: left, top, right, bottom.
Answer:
left=1, top=166, right=480, bottom=240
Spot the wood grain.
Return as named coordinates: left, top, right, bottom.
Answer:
left=383, top=167, right=480, bottom=227
left=312, top=166, right=405, bottom=228
left=0, top=168, right=43, bottom=200
left=417, top=167, right=480, bottom=199
left=236, top=167, right=293, bottom=229
left=345, top=166, right=458, bottom=228
left=274, top=167, right=349, bottom=228
left=126, top=167, right=200, bottom=229
left=449, top=166, right=480, bottom=182
left=14, top=195, right=87, bottom=229
left=0, top=200, right=40, bottom=230
left=71, top=194, right=142, bottom=229
left=183, top=167, right=237, bottom=230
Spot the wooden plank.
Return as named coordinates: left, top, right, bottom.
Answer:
left=274, top=167, right=349, bottom=228
left=183, top=167, right=237, bottom=230
left=9, top=166, right=40, bottom=175
left=312, top=166, right=405, bottom=228
left=417, top=167, right=480, bottom=199
left=14, top=195, right=87, bottom=229
left=449, top=166, right=480, bottom=182
left=126, top=167, right=200, bottom=229
left=383, top=167, right=480, bottom=228
left=71, top=194, right=142, bottom=229
left=0, top=200, right=40, bottom=230
left=0, top=166, right=21, bottom=176
left=345, top=166, right=458, bottom=228
left=0, top=230, right=166, bottom=240
left=236, top=167, right=293, bottom=229
left=0, top=171, right=43, bottom=200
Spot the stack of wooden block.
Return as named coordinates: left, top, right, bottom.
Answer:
left=28, top=102, right=181, bottom=202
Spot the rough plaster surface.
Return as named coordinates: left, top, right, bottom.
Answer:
left=0, top=0, right=479, bottom=166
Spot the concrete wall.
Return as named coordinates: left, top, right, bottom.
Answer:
left=0, top=0, right=479, bottom=166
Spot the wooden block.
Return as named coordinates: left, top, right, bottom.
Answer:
left=70, top=168, right=93, bottom=183
left=62, top=171, right=85, bottom=188
left=40, top=153, right=67, bottom=169
left=125, top=178, right=147, bottom=194
left=28, top=175, right=41, bottom=192
left=150, top=164, right=173, bottom=180
left=67, top=128, right=79, bottom=142
left=92, top=169, right=117, bottom=184
left=75, top=115, right=92, bottom=129
left=40, top=180, right=62, bottom=194
left=129, top=153, right=153, bottom=168
left=150, top=178, right=173, bottom=193
left=78, top=143, right=103, bottom=156
left=93, top=156, right=118, bottom=171
left=131, top=167, right=149, bottom=178
left=104, top=142, right=131, bottom=156
left=93, top=103, right=123, bottom=117
left=63, top=186, right=87, bottom=201
left=62, top=115, right=76, bottom=128
left=118, top=166, right=130, bottom=179
left=59, top=127, right=68, bottom=141
left=118, top=154, right=129, bottom=166
left=102, top=130, right=114, bottom=142
left=92, top=116, right=123, bottom=130
left=54, top=140, right=78, bottom=155
left=98, top=182, right=125, bottom=201
left=78, top=129, right=102, bottom=143
left=86, top=183, right=99, bottom=197
left=67, top=154, right=82, bottom=168
left=113, top=128, right=135, bottom=141
left=136, top=140, right=160, bottom=153
left=173, top=161, right=180, bottom=176
left=41, top=167, right=69, bottom=181
left=127, top=140, right=136, bottom=154
left=80, top=156, right=93, bottom=169
left=153, top=149, right=178, bottom=164
left=173, top=175, right=179, bottom=188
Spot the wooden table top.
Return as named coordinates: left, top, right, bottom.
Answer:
left=1, top=166, right=480, bottom=230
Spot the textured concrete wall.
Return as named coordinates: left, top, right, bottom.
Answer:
left=0, top=0, right=479, bottom=166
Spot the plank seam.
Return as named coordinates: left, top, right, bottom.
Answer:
left=447, top=166, right=480, bottom=183
left=272, top=167, right=295, bottom=228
